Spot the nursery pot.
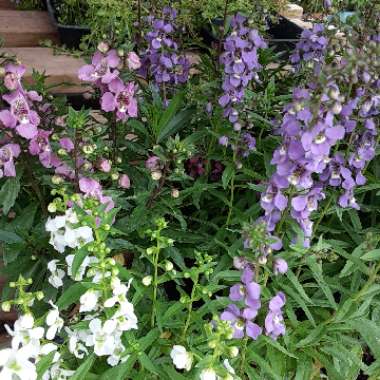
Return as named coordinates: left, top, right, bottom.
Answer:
left=266, top=16, right=304, bottom=55
left=46, top=0, right=90, bottom=49
left=201, top=16, right=304, bottom=57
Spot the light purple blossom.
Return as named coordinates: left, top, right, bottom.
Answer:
left=265, top=292, right=286, bottom=340
left=78, top=50, right=120, bottom=84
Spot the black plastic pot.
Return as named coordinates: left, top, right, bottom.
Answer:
left=46, top=0, right=90, bottom=49
left=201, top=16, right=304, bottom=57
left=267, top=16, right=304, bottom=56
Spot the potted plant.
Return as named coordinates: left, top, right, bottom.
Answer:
left=46, top=0, right=90, bottom=48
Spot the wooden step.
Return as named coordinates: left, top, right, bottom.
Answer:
left=0, top=10, right=58, bottom=47
left=0, top=0, right=15, bottom=9
left=0, top=47, right=89, bottom=94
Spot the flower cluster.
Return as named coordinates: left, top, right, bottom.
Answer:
left=290, top=24, right=328, bottom=74
left=45, top=208, right=94, bottom=253
left=141, top=6, right=190, bottom=85
left=260, top=29, right=379, bottom=247
left=0, top=64, right=76, bottom=179
left=79, top=45, right=139, bottom=121
left=221, top=266, right=262, bottom=340
left=0, top=193, right=139, bottom=377
left=219, top=13, right=267, bottom=124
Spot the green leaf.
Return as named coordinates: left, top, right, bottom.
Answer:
left=57, top=282, right=93, bottom=310
left=70, top=353, right=96, bottom=380
left=350, top=319, right=380, bottom=360
left=360, top=249, right=380, bottom=261
left=157, top=109, right=193, bottom=143
left=138, top=352, right=165, bottom=376
left=295, top=354, right=313, bottom=380
left=222, top=164, right=235, bottom=190
left=138, top=328, right=160, bottom=351
left=71, top=247, right=89, bottom=279
left=0, top=230, right=23, bottom=244
left=261, top=335, right=297, bottom=359
left=0, top=176, right=21, bottom=214
left=36, top=351, right=56, bottom=380
left=247, top=349, right=282, bottom=380
left=286, top=269, right=312, bottom=303
left=162, top=365, right=188, bottom=379
left=100, top=355, right=137, bottom=380
left=306, top=256, right=337, bottom=309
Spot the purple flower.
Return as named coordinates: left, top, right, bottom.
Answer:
left=1, top=91, right=40, bottom=139
left=4, top=64, right=26, bottom=91
left=221, top=304, right=262, bottom=340
left=219, top=14, right=266, bottom=124
left=0, top=143, right=20, bottom=177
left=265, top=292, right=286, bottom=340
left=218, top=135, right=229, bottom=146
left=29, top=130, right=55, bottom=168
left=59, top=137, right=74, bottom=152
left=79, top=177, right=114, bottom=211
left=101, top=79, right=138, bottom=120
left=145, top=156, right=161, bottom=171
left=78, top=50, right=120, bottom=84
left=290, top=24, right=328, bottom=74
left=141, top=8, right=190, bottom=85
left=273, top=258, right=288, bottom=275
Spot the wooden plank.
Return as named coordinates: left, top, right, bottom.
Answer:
left=0, top=0, right=15, bottom=9
left=0, top=10, right=59, bottom=47
left=0, top=47, right=89, bottom=94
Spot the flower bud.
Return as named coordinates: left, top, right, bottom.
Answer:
left=151, top=170, right=162, bottom=181
left=97, top=41, right=109, bottom=53
left=1, top=301, right=11, bottom=312
left=229, top=346, right=239, bottom=358
left=164, top=261, right=174, bottom=271
left=36, top=291, right=44, bottom=300
left=52, top=175, right=63, bottom=185
left=48, top=203, right=57, bottom=213
left=111, top=173, right=119, bottom=181
left=142, top=275, right=152, bottom=286
left=258, top=256, right=267, bottom=265
left=118, top=174, right=131, bottom=189
left=171, top=188, right=179, bottom=198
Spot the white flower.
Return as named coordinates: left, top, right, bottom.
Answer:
left=65, top=209, right=78, bottom=224
left=5, top=314, right=44, bottom=357
left=66, top=254, right=97, bottom=281
left=200, top=368, right=217, bottom=380
left=49, top=230, right=66, bottom=253
left=104, top=278, right=131, bottom=308
left=106, top=338, right=128, bottom=367
left=45, top=302, right=64, bottom=340
left=79, top=289, right=100, bottom=313
left=42, top=361, right=74, bottom=380
left=112, top=305, right=138, bottom=331
left=75, top=226, right=94, bottom=246
left=223, top=359, right=236, bottom=375
left=47, top=260, right=65, bottom=288
left=45, top=215, right=66, bottom=232
left=85, top=318, right=117, bottom=357
left=0, top=346, right=37, bottom=380
left=170, top=345, right=193, bottom=372
left=45, top=210, right=94, bottom=253
left=65, top=328, right=89, bottom=359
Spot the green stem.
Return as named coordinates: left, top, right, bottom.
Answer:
left=151, top=240, right=160, bottom=328
left=182, top=277, right=198, bottom=340
left=239, top=336, right=249, bottom=378
left=226, top=174, right=235, bottom=226
left=313, top=196, right=333, bottom=234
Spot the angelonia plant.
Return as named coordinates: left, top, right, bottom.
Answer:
left=0, top=4, right=379, bottom=380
